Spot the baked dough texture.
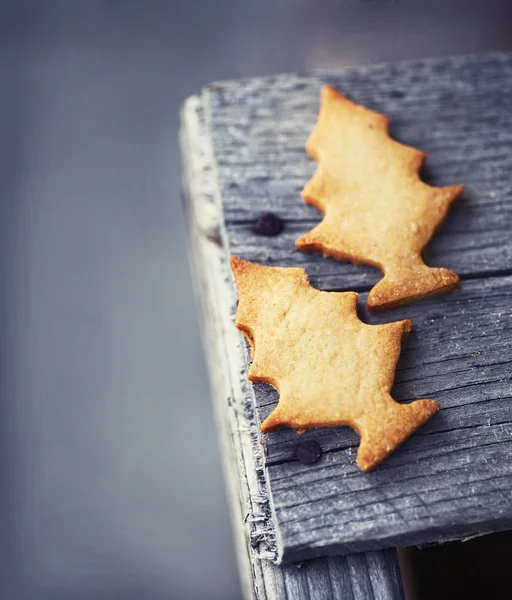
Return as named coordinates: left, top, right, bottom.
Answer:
left=296, top=85, right=464, bottom=311
left=231, top=256, right=439, bottom=472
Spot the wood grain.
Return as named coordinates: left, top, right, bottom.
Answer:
left=200, top=52, right=512, bottom=562
left=181, top=94, right=404, bottom=598
left=210, top=52, right=512, bottom=295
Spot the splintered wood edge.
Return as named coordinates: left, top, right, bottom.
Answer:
left=181, top=91, right=268, bottom=599
left=180, top=90, right=404, bottom=599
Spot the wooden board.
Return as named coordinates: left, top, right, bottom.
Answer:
left=183, top=51, right=512, bottom=572
left=181, top=93, right=404, bottom=599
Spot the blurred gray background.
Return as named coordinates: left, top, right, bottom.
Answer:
left=1, top=1, right=511, bottom=599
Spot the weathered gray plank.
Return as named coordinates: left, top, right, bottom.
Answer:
left=251, top=275, right=512, bottom=550
left=199, top=51, right=512, bottom=563
left=207, top=52, right=512, bottom=293
left=181, top=93, right=404, bottom=597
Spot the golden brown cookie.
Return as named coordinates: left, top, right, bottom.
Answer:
left=296, top=85, right=464, bottom=311
left=230, top=256, right=439, bottom=472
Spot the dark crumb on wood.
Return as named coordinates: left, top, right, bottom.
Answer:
left=296, top=440, right=322, bottom=465
left=254, top=212, right=283, bottom=236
